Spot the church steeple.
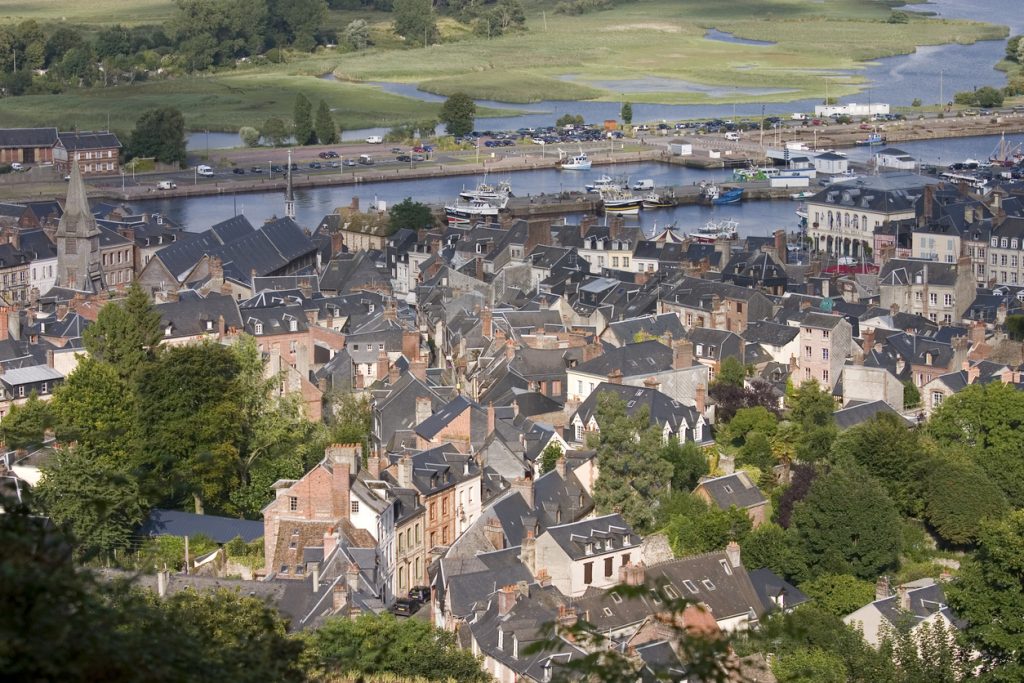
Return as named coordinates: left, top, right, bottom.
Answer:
left=285, top=149, right=295, bottom=220
left=55, top=155, right=104, bottom=292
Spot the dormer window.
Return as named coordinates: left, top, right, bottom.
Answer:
left=992, top=237, right=999, bottom=247
left=1014, top=239, right=1019, bottom=250
left=255, top=322, right=263, bottom=335
left=1002, top=238, right=1009, bottom=248
left=164, top=325, right=172, bottom=336
left=289, top=319, right=297, bottom=332
left=205, top=320, right=213, bottom=331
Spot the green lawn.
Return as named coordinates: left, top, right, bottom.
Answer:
left=0, top=0, right=176, bottom=26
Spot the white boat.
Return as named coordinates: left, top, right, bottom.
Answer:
left=600, top=188, right=642, bottom=215
left=699, top=182, right=720, bottom=202
left=795, top=203, right=808, bottom=219
left=444, top=196, right=507, bottom=224
left=459, top=178, right=513, bottom=202
left=585, top=175, right=621, bottom=193
left=642, top=190, right=677, bottom=209
left=791, top=191, right=815, bottom=200
left=687, top=219, right=739, bottom=243
left=557, top=148, right=592, bottom=171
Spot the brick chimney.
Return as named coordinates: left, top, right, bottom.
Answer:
left=397, top=454, right=413, bottom=488
left=774, top=229, right=787, bottom=265
left=966, top=361, right=980, bottom=385
left=861, top=327, right=876, bottom=355
left=897, top=584, right=911, bottom=611
left=505, top=337, right=518, bottom=361
left=520, top=529, right=537, bottom=575
left=672, top=338, right=693, bottom=369
left=482, top=307, right=493, bottom=338
left=376, top=349, right=389, bottom=382
left=618, top=562, right=645, bottom=586
left=875, top=576, right=891, bottom=601
left=555, top=456, right=566, bottom=478
left=582, top=340, right=603, bottom=363
left=402, top=329, right=419, bottom=361
left=969, top=321, right=986, bottom=347
left=497, top=585, right=518, bottom=616
left=556, top=604, right=578, bottom=629
left=484, top=517, right=504, bottom=550
left=695, top=383, right=707, bottom=415
left=389, top=363, right=400, bottom=385
left=644, top=376, right=660, bottom=391
left=487, top=402, right=495, bottom=434
left=367, top=455, right=382, bottom=479
left=512, top=476, right=535, bottom=508
left=607, top=368, right=623, bottom=385
left=415, top=395, right=432, bottom=425
left=525, top=218, right=552, bottom=256
left=726, top=541, right=741, bottom=568
left=410, top=359, right=427, bottom=382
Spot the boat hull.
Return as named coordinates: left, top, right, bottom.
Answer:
left=603, top=200, right=642, bottom=216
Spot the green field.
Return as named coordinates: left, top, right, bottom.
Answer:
left=0, top=0, right=1009, bottom=131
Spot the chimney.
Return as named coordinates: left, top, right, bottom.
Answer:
left=520, top=529, right=537, bottom=575
left=367, top=455, right=382, bottom=479
left=774, top=229, right=787, bottom=265
left=312, top=564, right=320, bottom=593
left=695, top=383, right=706, bottom=415
left=719, top=454, right=735, bottom=475
left=383, top=299, right=397, bottom=321
left=482, top=307, right=493, bottom=338
left=644, top=376, right=660, bottom=391
left=415, top=395, right=432, bottom=425
left=672, top=339, right=693, bottom=370
left=46, top=350, right=54, bottom=368
left=970, top=321, right=986, bottom=347
left=402, top=329, right=419, bottom=361
left=875, top=576, right=891, bottom=602
left=556, top=604, right=578, bottom=630
left=332, top=583, right=348, bottom=613
left=333, top=461, right=351, bottom=519
left=505, top=337, right=518, bottom=361
left=609, top=215, right=623, bottom=241
left=619, top=562, right=645, bottom=586
left=861, top=327, right=876, bottom=356
left=397, top=454, right=413, bottom=488
left=484, top=517, right=505, bottom=550
left=897, top=584, right=910, bottom=611
left=346, top=562, right=360, bottom=591
left=726, top=541, right=741, bottom=568
left=923, top=184, right=934, bottom=223
left=487, top=402, right=495, bottom=434
left=376, top=349, right=389, bottom=382
left=607, top=368, right=623, bottom=385
left=389, top=362, right=400, bottom=385
left=512, top=476, right=535, bottom=508
left=410, top=359, right=427, bottom=382
left=497, top=585, right=517, bottom=617
left=582, top=340, right=603, bottom=363
left=555, top=456, right=566, bottom=478
left=525, top=218, right=553, bottom=256
left=323, top=528, right=337, bottom=559
left=967, top=362, right=980, bottom=385
left=330, top=231, right=344, bottom=257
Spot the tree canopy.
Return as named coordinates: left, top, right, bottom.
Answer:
left=128, top=107, right=187, bottom=166
left=393, top=0, right=437, bottom=46
left=293, top=93, right=315, bottom=146
left=439, top=92, right=477, bottom=137
left=389, top=197, right=435, bottom=232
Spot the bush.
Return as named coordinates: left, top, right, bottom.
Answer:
left=238, top=126, right=260, bottom=147
left=911, top=98, right=922, bottom=107
left=554, top=0, right=612, bottom=15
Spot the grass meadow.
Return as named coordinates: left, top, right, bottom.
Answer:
left=0, top=0, right=176, bottom=26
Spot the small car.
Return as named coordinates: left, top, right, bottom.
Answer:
left=396, top=154, right=411, bottom=162
left=250, top=166, right=264, bottom=173
left=308, top=161, right=322, bottom=169
left=232, top=167, right=245, bottom=175
left=390, top=598, right=420, bottom=617
left=343, top=159, right=357, bottom=167
left=408, top=586, right=430, bottom=602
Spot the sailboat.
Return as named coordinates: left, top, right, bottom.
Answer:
left=990, top=133, right=1023, bottom=167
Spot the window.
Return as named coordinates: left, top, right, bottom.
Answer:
left=805, top=368, right=811, bottom=380
left=822, top=329, right=829, bottom=339
left=719, top=559, right=732, bottom=575
left=1002, top=238, right=1009, bottom=248
left=584, top=562, right=593, bottom=585
left=254, top=322, right=263, bottom=334
left=430, top=502, right=436, bottom=520
left=351, top=500, right=360, bottom=514
left=605, top=557, right=614, bottom=578
left=664, top=585, right=679, bottom=599
left=622, top=257, right=629, bottom=268
left=575, top=421, right=583, bottom=442
left=611, top=592, right=623, bottom=604
left=822, top=369, right=829, bottom=383
left=696, top=344, right=704, bottom=356
left=414, top=557, right=421, bottom=581
left=929, top=293, right=937, bottom=305
left=805, top=345, right=813, bottom=359
left=822, top=348, right=829, bottom=361
left=682, top=580, right=698, bottom=594
left=429, top=531, right=436, bottom=547
left=290, top=340, right=297, bottom=353
left=736, top=302, right=743, bottom=314
left=612, top=257, right=619, bottom=267
left=932, top=392, right=944, bottom=407
left=415, top=524, right=421, bottom=544
left=1002, top=255, right=1009, bottom=266
left=992, top=254, right=998, bottom=265
left=442, top=526, right=449, bottom=544
left=702, top=579, right=716, bottom=590
left=398, top=567, right=406, bottom=591
left=398, top=533, right=404, bottom=552
left=379, top=343, right=385, bottom=351
left=17, top=386, right=24, bottom=398
left=442, top=498, right=449, bottom=515
left=289, top=496, right=298, bottom=511
left=41, top=382, right=48, bottom=394
left=944, top=294, right=953, bottom=307
left=621, top=553, right=630, bottom=566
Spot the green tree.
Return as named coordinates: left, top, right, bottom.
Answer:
left=94, top=24, right=131, bottom=58
left=34, top=446, right=146, bottom=560
left=343, top=19, right=371, bottom=50
left=439, top=91, right=477, bottom=137
left=738, top=431, right=775, bottom=472
left=389, top=197, right=435, bottom=231
left=662, top=492, right=752, bottom=556
left=171, top=0, right=268, bottom=68
left=1006, top=314, right=1024, bottom=341
left=621, top=101, right=633, bottom=125
left=799, top=574, right=875, bottom=617
left=791, top=464, right=901, bottom=580
left=293, top=93, right=315, bottom=146
left=773, top=648, right=847, bottom=683
left=555, top=113, right=585, bottom=128
left=742, top=522, right=807, bottom=582
left=261, top=116, right=289, bottom=146
left=922, top=452, right=1008, bottom=546
left=929, top=382, right=1024, bottom=505
left=775, top=462, right=816, bottom=528
left=592, top=393, right=673, bottom=531
left=0, top=392, right=53, bottom=449
left=975, top=86, right=1005, bottom=108
left=945, top=510, right=1024, bottom=681
left=301, top=613, right=489, bottom=681
left=902, top=379, right=921, bottom=408
left=659, top=440, right=708, bottom=491
left=722, top=405, right=778, bottom=448
left=393, top=0, right=437, bottom=46
left=878, top=618, right=973, bottom=683
left=314, top=99, right=339, bottom=144
left=539, top=442, right=563, bottom=474
left=52, top=357, right=137, bottom=462
left=128, top=107, right=187, bottom=166
left=788, top=379, right=834, bottom=428
left=83, top=283, right=162, bottom=382
left=715, top=356, right=747, bottom=388
left=239, top=126, right=261, bottom=147
left=45, top=27, right=87, bottom=66
left=267, top=0, right=327, bottom=51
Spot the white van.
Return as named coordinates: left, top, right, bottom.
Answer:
left=365, top=135, right=383, bottom=144
left=631, top=179, right=655, bottom=191
left=10, top=162, right=23, bottom=171
left=197, top=165, right=214, bottom=177
left=791, top=113, right=808, bottom=121
left=157, top=180, right=177, bottom=190
left=724, top=131, right=741, bottom=142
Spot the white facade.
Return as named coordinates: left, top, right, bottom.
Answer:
left=813, top=155, right=849, bottom=175
left=876, top=149, right=917, bottom=170
left=534, top=528, right=643, bottom=598
left=29, top=256, right=57, bottom=296
left=454, top=475, right=482, bottom=537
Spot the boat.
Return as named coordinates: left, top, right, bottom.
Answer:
left=459, top=178, right=513, bottom=202
left=733, top=167, right=779, bottom=181
left=444, top=196, right=507, bottom=224
left=557, top=148, right=592, bottom=171
left=790, top=191, right=815, bottom=200
left=820, top=171, right=860, bottom=186
left=585, top=175, right=621, bottom=193
left=855, top=132, right=885, bottom=146
left=712, top=187, right=744, bottom=205
left=600, top=188, right=643, bottom=215
left=687, top=219, right=739, bottom=243
left=642, top=190, right=677, bottom=209
left=699, top=182, right=720, bottom=202
left=990, top=133, right=1023, bottom=166
left=795, top=203, right=808, bottom=220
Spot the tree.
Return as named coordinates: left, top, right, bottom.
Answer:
left=293, top=93, right=315, bottom=146
left=929, top=382, right=1024, bottom=505
left=790, top=464, right=901, bottom=580
left=0, top=392, right=53, bottom=449
left=945, top=511, right=1024, bottom=681
left=82, top=283, right=162, bottom=382
left=45, top=27, right=87, bottom=66
left=268, top=0, right=327, bottom=51
left=51, top=357, right=137, bottom=462
left=393, top=0, right=437, bottom=46
left=34, top=446, right=146, bottom=560
left=621, top=101, right=633, bottom=125
left=314, top=99, right=339, bottom=144
left=94, top=24, right=131, bottom=58
left=591, top=392, right=673, bottom=532
left=975, top=86, right=1005, bottom=108
left=389, top=197, right=435, bottom=232
left=773, top=648, right=846, bottom=683
left=556, top=113, right=585, bottom=128
left=715, top=356, right=747, bottom=388
left=787, top=379, right=834, bottom=429
left=903, top=379, right=921, bottom=408
left=659, top=440, right=708, bottom=491
left=799, top=574, right=875, bottom=617
left=439, top=92, right=477, bottom=137
left=261, top=116, right=289, bottom=146
left=662, top=492, right=752, bottom=556
left=301, top=613, right=489, bottom=681
left=775, top=462, right=816, bottom=528
left=742, top=522, right=807, bottom=582
left=922, top=453, right=1008, bottom=546
left=539, top=442, right=563, bottom=474
left=722, top=405, right=778, bottom=448
left=343, top=19, right=371, bottom=50
left=129, top=107, right=187, bottom=166
left=239, top=126, right=261, bottom=147
left=877, top=618, right=974, bottom=683
left=171, top=0, right=268, bottom=68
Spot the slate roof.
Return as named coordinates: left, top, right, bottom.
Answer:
left=416, top=395, right=474, bottom=439
left=833, top=399, right=913, bottom=430
left=153, top=216, right=255, bottom=280
left=879, top=258, right=959, bottom=287
left=741, top=320, right=799, bottom=348
left=212, top=217, right=315, bottom=282
left=604, top=313, right=685, bottom=347
left=0, top=128, right=57, bottom=148
left=573, top=382, right=701, bottom=436
left=574, top=340, right=673, bottom=377
left=748, top=568, right=810, bottom=613
left=864, top=579, right=965, bottom=632
left=544, top=513, right=640, bottom=561
left=138, top=508, right=263, bottom=543
left=57, top=130, right=122, bottom=151
left=156, top=293, right=243, bottom=338
left=695, top=472, right=767, bottom=510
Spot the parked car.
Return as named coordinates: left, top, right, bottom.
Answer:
left=396, top=155, right=411, bottom=162
left=391, top=147, right=403, bottom=153
left=408, top=586, right=430, bottom=602
left=328, top=161, right=341, bottom=168
left=157, top=180, right=177, bottom=190
left=250, top=166, right=264, bottom=173
left=358, top=154, right=374, bottom=165
left=232, top=167, right=245, bottom=175
left=390, top=598, right=420, bottom=617
left=411, top=153, right=425, bottom=161
left=343, top=159, right=357, bottom=167
left=308, top=161, right=322, bottom=169
left=10, top=162, right=24, bottom=171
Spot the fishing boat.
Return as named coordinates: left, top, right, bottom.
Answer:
left=459, top=178, right=513, bottom=202
left=790, top=191, right=815, bottom=200
left=712, top=187, right=744, bottom=205
left=687, top=219, right=739, bottom=243
left=557, top=148, right=592, bottom=171
left=444, top=196, right=506, bottom=224
left=855, top=132, right=885, bottom=146
left=642, top=190, right=677, bottom=209
left=600, top=188, right=643, bottom=216
left=585, top=175, right=621, bottom=193
left=699, top=182, right=720, bottom=202
left=990, top=133, right=1023, bottom=166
